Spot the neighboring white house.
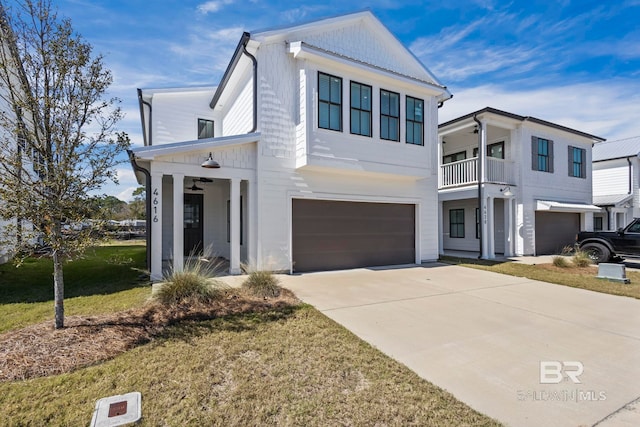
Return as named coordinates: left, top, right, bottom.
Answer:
left=0, top=82, right=16, bottom=264
left=592, top=136, right=640, bottom=230
left=130, top=11, right=452, bottom=279
left=437, top=107, right=604, bottom=258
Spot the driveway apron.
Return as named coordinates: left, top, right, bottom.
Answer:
left=280, top=264, right=640, bottom=427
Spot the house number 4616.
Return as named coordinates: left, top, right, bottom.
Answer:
left=152, top=188, right=159, bottom=222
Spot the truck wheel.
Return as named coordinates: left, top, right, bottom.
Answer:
left=581, top=243, right=611, bottom=263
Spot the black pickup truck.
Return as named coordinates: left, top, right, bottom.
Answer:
left=576, top=218, right=640, bottom=263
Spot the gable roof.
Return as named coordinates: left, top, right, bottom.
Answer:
left=592, top=135, right=640, bottom=162
left=439, top=107, right=606, bottom=143
left=210, top=10, right=452, bottom=110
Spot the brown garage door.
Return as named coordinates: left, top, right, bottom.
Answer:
left=292, top=199, right=415, bottom=272
left=535, top=212, right=580, bottom=255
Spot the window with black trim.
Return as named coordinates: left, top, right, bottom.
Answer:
left=198, top=118, right=214, bottom=139
left=450, top=209, right=465, bottom=238
left=380, top=89, right=400, bottom=141
left=594, top=216, right=603, bottom=231
left=473, top=141, right=505, bottom=159
left=406, top=96, right=424, bottom=145
left=443, top=151, right=466, bottom=164
left=532, top=136, right=554, bottom=173
left=568, top=146, right=586, bottom=178
left=350, top=81, right=372, bottom=137
left=318, top=72, right=342, bottom=131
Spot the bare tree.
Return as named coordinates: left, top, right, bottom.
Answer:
left=0, top=0, right=129, bottom=329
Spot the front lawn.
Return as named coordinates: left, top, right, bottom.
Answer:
left=0, top=244, right=149, bottom=332
left=440, top=256, right=640, bottom=299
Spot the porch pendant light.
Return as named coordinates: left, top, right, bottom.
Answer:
left=201, top=152, right=220, bottom=169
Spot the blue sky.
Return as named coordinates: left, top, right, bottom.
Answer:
left=48, top=0, right=640, bottom=200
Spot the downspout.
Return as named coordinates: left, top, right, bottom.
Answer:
left=242, top=45, right=258, bottom=133
left=627, top=157, right=633, bottom=195
left=137, top=88, right=153, bottom=146
left=127, top=150, right=152, bottom=271
left=473, top=114, right=483, bottom=259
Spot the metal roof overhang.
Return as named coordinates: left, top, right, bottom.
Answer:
left=536, top=200, right=602, bottom=213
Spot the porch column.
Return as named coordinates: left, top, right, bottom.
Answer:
left=150, top=172, right=163, bottom=281
left=437, top=136, right=443, bottom=188
left=487, top=196, right=495, bottom=259
left=504, top=197, right=514, bottom=257
left=173, top=173, right=184, bottom=272
left=247, top=178, right=258, bottom=267
left=230, top=178, right=241, bottom=275
left=437, top=201, right=444, bottom=255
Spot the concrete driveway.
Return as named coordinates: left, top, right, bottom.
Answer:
left=279, top=264, right=640, bottom=427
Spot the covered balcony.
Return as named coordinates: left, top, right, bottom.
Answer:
left=440, top=156, right=515, bottom=188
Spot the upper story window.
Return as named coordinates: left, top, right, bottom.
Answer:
left=531, top=136, right=554, bottom=173
left=380, top=89, right=400, bottom=141
left=350, top=81, right=372, bottom=137
left=406, top=96, right=424, bottom=145
left=198, top=118, right=214, bottom=139
left=443, top=151, right=466, bottom=164
left=568, top=146, right=586, bottom=178
left=318, top=72, right=342, bottom=131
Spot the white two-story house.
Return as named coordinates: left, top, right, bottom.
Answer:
left=438, top=107, right=604, bottom=258
left=130, top=11, right=452, bottom=279
left=592, top=136, right=640, bottom=230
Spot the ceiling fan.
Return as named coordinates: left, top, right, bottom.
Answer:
left=187, top=179, right=203, bottom=191
left=186, top=177, right=214, bottom=191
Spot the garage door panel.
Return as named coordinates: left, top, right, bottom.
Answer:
left=535, top=212, right=580, bottom=255
left=292, top=199, right=415, bottom=272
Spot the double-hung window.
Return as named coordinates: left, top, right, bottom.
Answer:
left=450, top=209, right=465, bottom=238
left=406, top=96, right=424, bottom=145
left=318, top=72, right=342, bottom=131
left=568, top=146, right=586, bottom=178
left=380, top=89, right=400, bottom=141
left=532, top=136, right=554, bottom=173
left=350, top=81, right=372, bottom=137
left=198, top=118, right=214, bottom=139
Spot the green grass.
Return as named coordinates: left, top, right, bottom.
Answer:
left=440, top=256, right=640, bottom=299
left=0, top=306, right=500, bottom=426
left=0, top=244, right=150, bottom=332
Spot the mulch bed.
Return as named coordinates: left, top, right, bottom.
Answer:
left=0, top=289, right=299, bottom=382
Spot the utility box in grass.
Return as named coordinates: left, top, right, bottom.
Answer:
left=597, top=263, right=631, bottom=284
left=90, top=392, right=141, bottom=426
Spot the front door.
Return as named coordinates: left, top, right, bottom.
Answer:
left=184, top=193, right=203, bottom=256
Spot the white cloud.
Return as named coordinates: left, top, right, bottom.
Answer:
left=197, top=0, right=235, bottom=14
left=440, top=80, right=640, bottom=141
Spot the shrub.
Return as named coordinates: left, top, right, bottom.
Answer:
left=572, top=250, right=592, bottom=268
left=156, top=252, right=227, bottom=305
left=242, top=270, right=282, bottom=298
left=552, top=256, right=570, bottom=268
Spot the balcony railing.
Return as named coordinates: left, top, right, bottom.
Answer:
left=440, top=157, right=514, bottom=188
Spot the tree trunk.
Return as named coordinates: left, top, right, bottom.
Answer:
left=53, top=250, right=64, bottom=329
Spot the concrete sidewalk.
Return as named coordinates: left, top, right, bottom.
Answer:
left=279, top=264, right=640, bottom=427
